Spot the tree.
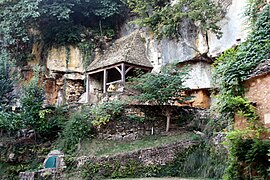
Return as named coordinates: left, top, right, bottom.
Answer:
left=0, top=0, right=127, bottom=62
left=20, top=67, right=45, bottom=132
left=129, top=63, right=191, bottom=132
left=124, top=0, right=224, bottom=39
left=0, top=50, right=16, bottom=109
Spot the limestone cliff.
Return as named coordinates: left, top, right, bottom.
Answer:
left=25, top=0, right=250, bottom=106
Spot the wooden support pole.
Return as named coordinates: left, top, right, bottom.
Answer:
left=86, top=74, right=89, bottom=103
left=103, top=69, right=107, bottom=93
left=121, top=63, right=125, bottom=84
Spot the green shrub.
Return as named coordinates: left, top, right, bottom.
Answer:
left=20, top=67, right=45, bottom=130
left=90, top=100, right=125, bottom=127
left=0, top=111, right=22, bottom=134
left=60, top=106, right=93, bottom=154
left=224, top=137, right=270, bottom=179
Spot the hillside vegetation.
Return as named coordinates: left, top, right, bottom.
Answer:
left=0, top=0, right=270, bottom=179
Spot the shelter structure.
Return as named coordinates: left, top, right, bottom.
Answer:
left=86, top=31, right=153, bottom=103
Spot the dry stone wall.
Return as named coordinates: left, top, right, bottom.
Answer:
left=97, top=108, right=210, bottom=141
left=96, top=119, right=166, bottom=141
left=77, top=140, right=199, bottom=167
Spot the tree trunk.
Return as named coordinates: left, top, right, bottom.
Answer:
left=165, top=107, right=171, bottom=132
left=166, top=114, right=170, bottom=132
left=162, top=107, right=172, bottom=132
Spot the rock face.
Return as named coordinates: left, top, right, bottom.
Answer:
left=208, top=0, right=249, bottom=56
left=46, top=46, right=84, bottom=73
left=183, top=61, right=212, bottom=89
left=27, top=44, right=86, bottom=105
left=45, top=46, right=85, bottom=104
left=120, top=0, right=249, bottom=88
left=26, top=0, right=250, bottom=105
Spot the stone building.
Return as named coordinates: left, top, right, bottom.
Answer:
left=235, top=59, right=270, bottom=129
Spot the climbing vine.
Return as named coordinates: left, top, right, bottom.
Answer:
left=212, top=2, right=270, bottom=123
left=212, top=1, right=270, bottom=179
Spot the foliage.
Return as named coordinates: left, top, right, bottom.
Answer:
left=212, top=2, right=270, bottom=179
left=40, top=21, right=82, bottom=46
left=0, top=0, right=41, bottom=62
left=90, top=100, right=126, bottom=127
left=0, top=50, right=17, bottom=108
left=213, top=3, right=270, bottom=99
left=0, top=111, right=22, bottom=134
left=212, top=3, right=269, bottom=126
left=170, top=144, right=227, bottom=179
left=129, top=63, right=190, bottom=105
left=0, top=142, right=51, bottom=179
left=60, top=106, right=93, bottom=154
left=125, top=0, right=223, bottom=39
left=224, top=135, right=270, bottom=179
left=0, top=0, right=127, bottom=64
left=128, top=63, right=190, bottom=131
left=20, top=67, right=45, bottom=132
left=244, top=0, right=266, bottom=26
left=39, top=106, right=68, bottom=140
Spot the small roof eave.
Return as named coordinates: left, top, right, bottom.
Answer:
left=87, top=61, right=153, bottom=75
left=87, top=30, right=153, bottom=73
left=246, top=59, right=270, bottom=80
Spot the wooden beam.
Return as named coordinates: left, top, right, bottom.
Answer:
left=106, top=80, right=122, bottom=85
left=121, top=63, right=125, bottom=83
left=87, top=62, right=152, bottom=75
left=87, top=69, right=104, bottom=75
left=86, top=74, right=89, bottom=103
left=103, top=69, right=107, bottom=93
left=125, top=66, right=133, bottom=75
left=123, top=63, right=152, bottom=71
left=115, top=66, right=122, bottom=74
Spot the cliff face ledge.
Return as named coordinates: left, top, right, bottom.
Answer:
left=26, top=0, right=249, bottom=105
left=46, top=46, right=84, bottom=74
left=120, top=0, right=248, bottom=71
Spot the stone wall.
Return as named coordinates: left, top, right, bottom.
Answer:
left=236, top=73, right=270, bottom=129
left=96, top=119, right=166, bottom=141
left=44, top=75, right=84, bottom=105
left=96, top=107, right=210, bottom=141
left=77, top=140, right=199, bottom=167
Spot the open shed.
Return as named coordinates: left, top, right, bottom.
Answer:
left=86, top=31, right=153, bottom=103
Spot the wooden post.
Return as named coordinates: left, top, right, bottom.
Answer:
left=86, top=74, right=89, bottom=103
left=121, top=63, right=125, bottom=84
left=103, top=69, right=107, bottom=93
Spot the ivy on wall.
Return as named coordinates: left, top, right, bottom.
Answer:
left=212, top=2, right=270, bottom=123
left=212, top=1, right=270, bottom=179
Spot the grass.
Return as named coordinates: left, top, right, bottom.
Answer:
left=76, top=131, right=200, bottom=157
left=108, top=178, right=211, bottom=180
